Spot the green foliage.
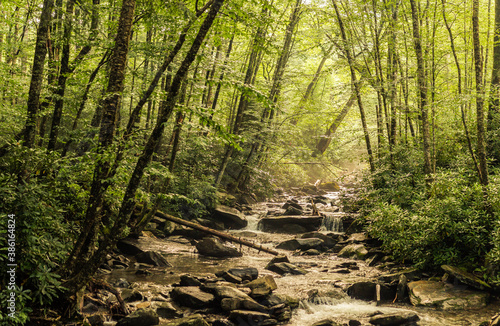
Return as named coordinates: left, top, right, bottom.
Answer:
left=0, top=145, right=84, bottom=320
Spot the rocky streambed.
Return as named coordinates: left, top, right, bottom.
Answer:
left=82, top=186, right=500, bottom=326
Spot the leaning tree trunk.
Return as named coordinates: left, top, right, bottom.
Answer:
left=23, top=0, right=54, bottom=148
left=64, top=0, right=136, bottom=275
left=63, top=0, right=225, bottom=298
left=332, top=0, right=375, bottom=172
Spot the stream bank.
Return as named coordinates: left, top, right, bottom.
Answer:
left=81, top=184, right=499, bottom=326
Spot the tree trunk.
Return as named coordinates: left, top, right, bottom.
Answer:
left=23, top=0, right=54, bottom=148
left=64, top=0, right=136, bottom=274
left=47, top=0, right=75, bottom=150
left=488, top=0, right=500, bottom=164
left=472, top=0, right=489, bottom=186
left=332, top=0, right=375, bottom=172
left=409, top=0, right=432, bottom=180
left=63, top=0, right=224, bottom=298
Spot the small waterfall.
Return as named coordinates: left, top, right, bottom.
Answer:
left=244, top=214, right=261, bottom=231
left=320, top=213, right=344, bottom=232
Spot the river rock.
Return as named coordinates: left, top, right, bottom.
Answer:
left=221, top=271, right=242, bottom=284
left=311, top=319, right=342, bottom=326
left=116, top=308, right=159, bottom=326
left=407, top=280, right=489, bottom=310
left=163, top=314, right=210, bottom=326
left=226, top=267, right=259, bottom=281
left=228, top=310, right=272, bottom=325
left=347, top=282, right=394, bottom=301
left=207, top=285, right=254, bottom=301
left=368, top=312, right=420, bottom=325
left=170, top=286, right=215, bottom=309
left=299, top=232, right=339, bottom=248
left=276, top=238, right=324, bottom=251
left=319, top=181, right=340, bottom=191
left=490, top=313, right=500, bottom=326
left=155, top=301, right=181, bottom=318
left=135, top=251, right=171, bottom=267
left=338, top=244, right=368, bottom=259
left=282, top=200, right=303, bottom=210
left=245, top=275, right=278, bottom=297
left=441, top=265, right=491, bottom=291
left=86, top=314, right=105, bottom=326
left=180, top=274, right=203, bottom=286
left=117, top=239, right=144, bottom=255
left=121, top=289, right=144, bottom=302
left=220, top=297, right=268, bottom=312
left=196, top=237, right=242, bottom=258
left=213, top=205, right=248, bottom=230
left=266, top=262, right=308, bottom=275
left=258, top=216, right=323, bottom=233
left=283, top=206, right=303, bottom=216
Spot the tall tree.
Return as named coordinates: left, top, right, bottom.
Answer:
left=472, top=0, right=489, bottom=186
left=409, top=0, right=432, bottom=180
left=23, top=0, right=54, bottom=148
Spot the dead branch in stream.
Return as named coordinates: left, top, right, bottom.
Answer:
left=154, top=210, right=279, bottom=256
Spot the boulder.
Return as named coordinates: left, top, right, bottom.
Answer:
left=407, top=280, right=489, bottom=310
left=220, top=297, right=268, bottom=312
left=170, top=286, right=215, bottom=309
left=338, top=244, right=368, bottom=260
left=281, top=200, right=303, bottom=210
left=441, top=265, right=491, bottom=291
left=283, top=206, right=303, bottom=216
left=207, top=285, right=254, bottom=301
left=213, top=205, right=248, bottom=230
left=276, top=238, right=324, bottom=251
left=258, top=216, right=322, bottom=233
left=155, top=302, right=181, bottom=318
left=245, top=275, right=278, bottom=297
left=117, top=240, right=144, bottom=255
left=226, top=267, right=259, bottom=281
left=311, top=319, right=342, bottom=326
left=196, top=237, right=242, bottom=258
left=299, top=232, right=339, bottom=248
left=162, top=314, right=210, bottom=326
left=135, top=251, right=171, bottom=267
left=266, top=262, right=308, bottom=275
left=121, top=289, right=144, bottom=302
left=319, top=181, right=340, bottom=191
left=180, top=274, right=203, bottom=286
left=116, top=309, right=159, bottom=326
left=347, top=282, right=395, bottom=301
left=228, top=310, right=271, bottom=325
left=368, top=312, right=420, bottom=325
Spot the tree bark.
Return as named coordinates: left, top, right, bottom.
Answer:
left=64, top=0, right=136, bottom=274
left=332, top=0, right=375, bottom=172
left=63, top=0, right=224, bottom=297
left=472, top=0, right=489, bottom=186
left=23, top=0, right=54, bottom=148
left=409, top=0, right=432, bottom=180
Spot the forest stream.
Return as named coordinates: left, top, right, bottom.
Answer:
left=94, top=187, right=500, bottom=326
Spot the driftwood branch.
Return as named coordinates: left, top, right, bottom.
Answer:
left=154, top=210, right=279, bottom=256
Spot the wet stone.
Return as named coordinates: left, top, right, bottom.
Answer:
left=121, top=289, right=143, bottom=303
left=311, top=319, right=342, bottom=326
left=196, top=237, right=242, bottom=258
left=116, top=308, right=159, bottom=326
left=155, top=301, right=181, bottom=318
left=226, top=267, right=258, bottom=281
left=117, top=239, right=144, bottom=255
left=338, top=244, right=368, bottom=260
left=114, top=278, right=131, bottom=289
left=86, top=314, right=105, bottom=326
left=180, top=274, right=203, bottom=287
left=266, top=262, right=308, bottom=275
left=135, top=251, right=171, bottom=267
left=170, top=286, right=215, bottom=309
left=246, top=275, right=278, bottom=297
left=347, top=282, right=395, bottom=302
left=162, top=314, right=210, bottom=326
left=276, top=238, right=324, bottom=251
left=213, top=205, right=248, bottom=230
left=221, top=271, right=242, bottom=284
left=228, top=310, right=271, bottom=325
left=368, top=312, right=420, bottom=325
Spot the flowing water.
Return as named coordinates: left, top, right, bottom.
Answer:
left=105, top=190, right=499, bottom=325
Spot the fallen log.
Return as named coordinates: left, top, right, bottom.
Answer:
left=154, top=210, right=279, bottom=256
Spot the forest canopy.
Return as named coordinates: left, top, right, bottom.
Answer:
left=1, top=0, right=500, bottom=324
